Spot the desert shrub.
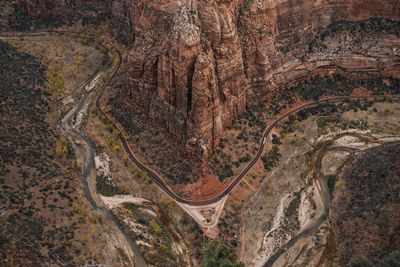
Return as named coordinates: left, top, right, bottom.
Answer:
left=239, top=154, right=251, bottom=163
left=96, top=175, right=128, bottom=196
left=7, top=5, right=31, bottom=30
left=106, top=17, right=134, bottom=45
left=46, top=64, right=65, bottom=97
left=218, top=164, right=234, bottom=181
left=149, top=219, right=162, bottom=235
left=55, top=137, right=71, bottom=159
left=201, top=240, right=244, bottom=267
left=272, top=134, right=281, bottom=145
left=261, top=146, right=281, bottom=171
left=351, top=259, right=372, bottom=267
left=376, top=251, right=400, bottom=267
left=237, top=129, right=249, bottom=142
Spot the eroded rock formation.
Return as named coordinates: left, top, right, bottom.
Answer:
left=11, top=0, right=400, bottom=171
left=124, top=0, right=400, bottom=170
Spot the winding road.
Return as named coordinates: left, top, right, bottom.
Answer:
left=58, top=34, right=148, bottom=267
left=97, top=92, right=399, bottom=206
left=3, top=30, right=400, bottom=267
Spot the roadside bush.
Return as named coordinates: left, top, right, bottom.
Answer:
left=218, top=164, right=234, bottom=181
left=272, top=134, right=281, bottom=145
left=55, top=137, right=71, bottom=159
left=261, top=146, right=281, bottom=171
left=239, top=154, right=251, bottom=163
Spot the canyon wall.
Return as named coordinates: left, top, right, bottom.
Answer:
left=240, top=0, right=400, bottom=96
left=125, top=1, right=248, bottom=167
left=7, top=0, right=400, bottom=170
left=124, top=0, right=400, bottom=169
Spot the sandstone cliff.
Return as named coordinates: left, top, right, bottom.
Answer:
left=124, top=0, right=400, bottom=170
left=8, top=0, right=400, bottom=172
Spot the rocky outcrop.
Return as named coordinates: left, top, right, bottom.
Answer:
left=239, top=0, right=400, bottom=96
left=125, top=1, right=248, bottom=169
left=124, top=0, right=400, bottom=170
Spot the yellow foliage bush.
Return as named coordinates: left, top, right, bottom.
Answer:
left=55, top=137, right=69, bottom=159
left=149, top=219, right=162, bottom=235
left=73, top=201, right=85, bottom=215
left=74, top=53, right=85, bottom=68
left=46, top=63, right=65, bottom=97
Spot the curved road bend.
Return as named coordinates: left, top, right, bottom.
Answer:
left=3, top=32, right=400, bottom=207
left=97, top=91, right=399, bottom=206
left=15, top=31, right=398, bottom=265
left=0, top=31, right=147, bottom=267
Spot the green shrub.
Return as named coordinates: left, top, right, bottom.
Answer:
left=96, top=175, right=128, bottom=196
left=55, top=137, right=71, bottom=159
left=261, top=146, right=281, bottom=171
left=272, top=134, right=281, bottom=145
left=201, top=240, right=244, bottom=267
left=218, top=164, right=234, bottom=181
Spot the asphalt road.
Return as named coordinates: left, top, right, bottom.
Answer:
left=4, top=30, right=399, bottom=267
left=97, top=90, right=399, bottom=206
left=5, top=31, right=399, bottom=207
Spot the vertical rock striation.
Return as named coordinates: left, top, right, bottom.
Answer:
left=125, top=0, right=249, bottom=170
left=124, top=0, right=400, bottom=170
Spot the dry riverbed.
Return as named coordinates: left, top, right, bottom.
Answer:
left=240, top=101, right=400, bottom=267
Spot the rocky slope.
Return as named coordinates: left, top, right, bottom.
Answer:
left=330, top=141, right=400, bottom=266
left=9, top=0, right=400, bottom=171
left=331, top=142, right=400, bottom=266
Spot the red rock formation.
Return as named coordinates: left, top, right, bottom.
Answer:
left=126, top=1, right=248, bottom=169
left=124, top=0, right=400, bottom=169
left=239, top=0, right=400, bottom=96
left=9, top=0, right=400, bottom=170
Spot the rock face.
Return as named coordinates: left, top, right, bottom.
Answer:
left=239, top=0, right=400, bottom=96
left=125, top=1, right=248, bottom=168
left=124, top=0, right=400, bottom=169
left=16, top=0, right=115, bottom=19
left=11, top=0, right=400, bottom=169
